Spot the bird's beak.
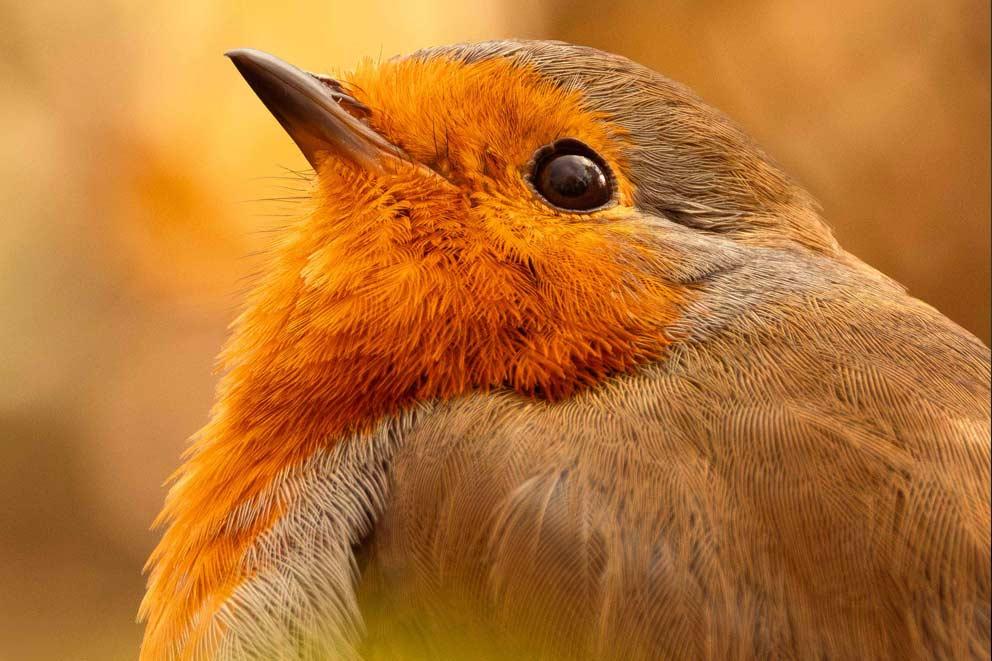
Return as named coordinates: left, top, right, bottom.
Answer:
left=225, top=48, right=405, bottom=172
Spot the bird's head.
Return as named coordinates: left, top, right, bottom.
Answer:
left=219, top=43, right=836, bottom=432
left=141, top=40, right=838, bottom=657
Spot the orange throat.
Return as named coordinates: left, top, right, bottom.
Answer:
left=140, top=55, right=688, bottom=658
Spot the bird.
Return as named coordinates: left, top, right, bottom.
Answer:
left=138, top=40, right=991, bottom=660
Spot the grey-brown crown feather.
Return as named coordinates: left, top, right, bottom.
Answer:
left=410, top=39, right=836, bottom=253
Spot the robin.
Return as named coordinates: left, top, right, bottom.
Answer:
left=139, top=41, right=991, bottom=660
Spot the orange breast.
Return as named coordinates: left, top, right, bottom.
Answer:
left=140, top=55, right=690, bottom=659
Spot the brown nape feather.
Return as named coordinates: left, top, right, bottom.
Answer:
left=142, top=40, right=991, bottom=660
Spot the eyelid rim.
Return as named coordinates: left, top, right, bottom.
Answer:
left=526, top=138, right=618, bottom=213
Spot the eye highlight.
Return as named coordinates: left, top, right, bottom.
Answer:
left=530, top=139, right=615, bottom=212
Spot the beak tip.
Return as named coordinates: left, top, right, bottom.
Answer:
left=224, top=48, right=265, bottom=67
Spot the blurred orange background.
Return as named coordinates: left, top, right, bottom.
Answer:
left=1, top=1, right=988, bottom=658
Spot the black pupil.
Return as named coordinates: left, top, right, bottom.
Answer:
left=550, top=155, right=596, bottom=196
left=535, top=150, right=611, bottom=211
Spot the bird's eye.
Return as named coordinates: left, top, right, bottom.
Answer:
left=530, top=139, right=615, bottom=212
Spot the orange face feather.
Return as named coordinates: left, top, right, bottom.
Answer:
left=140, top=56, right=689, bottom=658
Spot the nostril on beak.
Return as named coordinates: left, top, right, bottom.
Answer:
left=309, top=73, right=373, bottom=121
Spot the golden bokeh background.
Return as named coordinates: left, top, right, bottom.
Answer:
left=1, top=1, right=988, bottom=658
